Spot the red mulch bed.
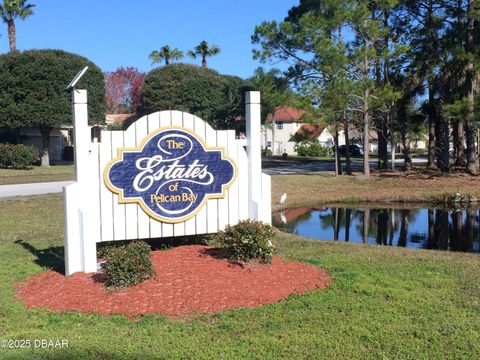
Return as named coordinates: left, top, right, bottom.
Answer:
left=16, top=245, right=331, bottom=318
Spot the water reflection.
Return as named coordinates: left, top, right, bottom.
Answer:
left=273, top=206, right=480, bottom=253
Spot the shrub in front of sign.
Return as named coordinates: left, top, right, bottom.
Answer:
left=214, top=220, right=275, bottom=263
left=103, top=241, right=155, bottom=289
left=0, top=143, right=39, bottom=169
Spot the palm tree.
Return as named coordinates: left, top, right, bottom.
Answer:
left=188, top=40, right=220, bottom=68
left=0, top=0, right=35, bottom=51
left=149, top=45, right=184, bottom=66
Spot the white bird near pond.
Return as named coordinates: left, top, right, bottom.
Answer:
left=279, top=193, right=287, bottom=204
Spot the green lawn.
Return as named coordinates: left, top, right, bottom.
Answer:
left=0, top=194, right=479, bottom=359
left=0, top=165, right=74, bottom=185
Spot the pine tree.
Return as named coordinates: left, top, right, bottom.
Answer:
left=402, top=0, right=447, bottom=170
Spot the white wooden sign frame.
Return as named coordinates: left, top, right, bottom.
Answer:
left=64, top=90, right=271, bottom=275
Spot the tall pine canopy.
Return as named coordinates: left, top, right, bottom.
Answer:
left=252, top=0, right=480, bottom=175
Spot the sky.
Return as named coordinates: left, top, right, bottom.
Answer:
left=0, top=0, right=299, bottom=78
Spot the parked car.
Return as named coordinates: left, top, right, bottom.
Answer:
left=333, top=145, right=364, bottom=156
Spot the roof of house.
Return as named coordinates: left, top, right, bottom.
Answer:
left=347, top=126, right=378, bottom=141
left=105, top=114, right=139, bottom=125
left=267, top=106, right=305, bottom=123
left=292, top=123, right=326, bottom=141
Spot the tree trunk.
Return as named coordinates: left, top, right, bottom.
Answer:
left=201, top=56, right=207, bottom=68
left=363, top=209, right=370, bottom=243
left=382, top=9, right=392, bottom=171
left=363, top=89, right=370, bottom=178
left=465, top=121, right=477, bottom=174
left=452, top=0, right=466, bottom=168
left=465, top=0, right=478, bottom=174
left=264, top=124, right=269, bottom=155
left=390, top=127, right=396, bottom=170
left=464, top=209, right=475, bottom=252
left=7, top=19, right=16, bottom=51
left=437, top=81, right=451, bottom=172
left=435, top=114, right=450, bottom=173
left=451, top=210, right=463, bottom=251
left=361, top=42, right=371, bottom=178
left=398, top=99, right=412, bottom=171
left=454, top=121, right=466, bottom=166
left=477, top=129, right=480, bottom=158
left=388, top=209, right=395, bottom=246
left=434, top=209, right=449, bottom=250
left=334, top=126, right=342, bottom=176
left=333, top=208, right=340, bottom=240
left=398, top=210, right=409, bottom=247
left=343, top=111, right=352, bottom=175
left=427, top=82, right=437, bottom=169
left=376, top=210, right=382, bottom=245
left=374, top=38, right=388, bottom=171
left=377, top=209, right=388, bottom=245
left=401, top=136, right=412, bottom=171
left=378, top=120, right=388, bottom=170
left=452, top=121, right=458, bottom=162
left=427, top=209, right=435, bottom=249
left=344, top=208, right=351, bottom=241
left=425, top=0, right=438, bottom=169
left=272, top=120, right=276, bottom=155
left=40, top=128, right=51, bottom=167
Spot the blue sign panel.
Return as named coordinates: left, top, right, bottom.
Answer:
left=104, top=127, right=237, bottom=223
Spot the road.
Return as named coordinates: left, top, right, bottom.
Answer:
left=0, top=181, right=74, bottom=198
left=0, top=157, right=427, bottom=197
left=263, top=157, right=427, bottom=175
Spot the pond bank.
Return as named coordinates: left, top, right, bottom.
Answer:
left=272, top=172, right=480, bottom=211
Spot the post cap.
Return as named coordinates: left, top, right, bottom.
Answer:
left=246, top=91, right=260, bottom=104
left=72, top=89, right=88, bottom=104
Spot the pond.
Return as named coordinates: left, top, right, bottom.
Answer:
left=273, top=205, right=480, bottom=253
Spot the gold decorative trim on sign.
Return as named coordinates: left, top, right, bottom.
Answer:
left=103, top=126, right=238, bottom=224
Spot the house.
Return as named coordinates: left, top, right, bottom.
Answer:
left=347, top=127, right=378, bottom=152
left=261, top=106, right=429, bottom=156
left=411, top=136, right=427, bottom=150
left=0, top=126, right=72, bottom=163
left=262, top=106, right=342, bottom=155
left=0, top=114, right=142, bottom=164
left=21, top=127, right=72, bottom=163
left=347, top=126, right=427, bottom=153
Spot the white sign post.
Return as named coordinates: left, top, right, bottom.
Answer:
left=64, top=90, right=271, bottom=275
left=246, top=91, right=270, bottom=221
left=64, top=89, right=97, bottom=275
